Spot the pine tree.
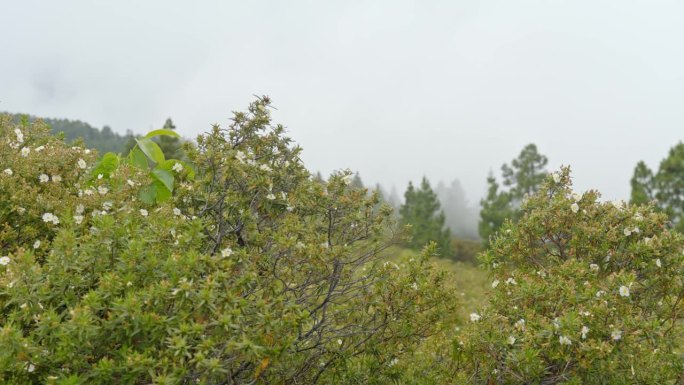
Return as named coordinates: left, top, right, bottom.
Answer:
left=479, top=144, right=548, bottom=245
left=630, top=142, right=684, bottom=231
left=400, top=177, right=452, bottom=256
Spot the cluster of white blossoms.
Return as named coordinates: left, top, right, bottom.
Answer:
left=559, top=335, right=572, bottom=346
left=139, top=209, right=149, bottom=217
left=220, top=247, right=233, bottom=258
left=469, top=312, right=481, bottom=322
left=42, top=212, right=60, bottom=225
left=77, top=158, right=87, bottom=169
left=581, top=325, right=590, bottom=339
left=611, top=329, right=622, bottom=341
left=172, top=162, right=183, bottom=173
left=552, top=171, right=562, bottom=183
left=2, top=168, right=12, bottom=176
left=619, top=285, right=630, bottom=297
left=0, top=256, right=10, bottom=265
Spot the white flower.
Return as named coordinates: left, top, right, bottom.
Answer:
left=656, top=258, right=662, bottom=268
left=139, top=209, right=148, bottom=217
left=75, top=204, right=85, bottom=215
left=571, top=192, right=582, bottom=202
left=507, top=335, right=516, bottom=345
left=581, top=325, right=590, bottom=339
left=266, top=193, right=276, bottom=200
left=514, top=319, right=526, bottom=331
left=172, top=162, right=184, bottom=173
left=410, top=282, right=419, bottom=290
left=341, top=174, right=352, bottom=185
left=3, top=168, right=13, bottom=176
left=505, top=277, right=517, bottom=285
left=102, top=202, right=113, bottom=211
left=624, top=228, right=632, bottom=236
left=14, top=128, right=24, bottom=143
left=634, top=212, right=644, bottom=221
left=84, top=149, right=91, bottom=154
left=596, top=290, right=606, bottom=297
left=632, top=227, right=640, bottom=234
left=42, top=212, right=59, bottom=224
left=221, top=248, right=233, bottom=258
left=73, top=215, right=84, bottom=224
left=469, top=312, right=481, bottom=322
left=491, top=279, right=500, bottom=288
left=570, top=203, right=579, bottom=213
left=33, top=240, right=41, bottom=249
left=26, top=363, right=35, bottom=373
left=173, top=207, right=182, bottom=216
left=171, top=288, right=180, bottom=296
left=589, top=263, right=599, bottom=271
left=337, top=339, right=343, bottom=345
left=259, top=164, right=272, bottom=172
left=17, top=207, right=25, bottom=214
left=559, top=335, right=572, bottom=346
left=235, top=150, right=247, bottom=163
left=97, top=173, right=103, bottom=180
left=0, top=256, right=10, bottom=265
left=612, top=200, right=625, bottom=210
left=98, top=186, right=108, bottom=195
left=388, top=357, right=399, bottom=367
left=20, top=147, right=30, bottom=157
left=78, top=158, right=87, bottom=169
left=127, top=179, right=136, bottom=187
left=619, top=285, right=630, bottom=297
left=552, top=172, right=561, bottom=183
left=286, top=205, right=294, bottom=212
left=35, top=145, right=45, bottom=152
left=611, top=329, right=622, bottom=341
left=52, top=175, right=62, bottom=183
left=39, top=174, right=49, bottom=183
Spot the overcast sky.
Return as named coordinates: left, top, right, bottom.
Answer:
left=2, top=0, right=683, bottom=204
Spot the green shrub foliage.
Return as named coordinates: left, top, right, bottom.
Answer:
left=454, top=167, right=684, bottom=384
left=0, top=100, right=452, bottom=384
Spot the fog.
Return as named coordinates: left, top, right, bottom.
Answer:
left=2, top=0, right=684, bottom=207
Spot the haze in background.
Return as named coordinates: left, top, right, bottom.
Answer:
left=2, top=0, right=683, bottom=206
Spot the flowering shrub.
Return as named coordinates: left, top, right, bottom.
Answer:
left=0, top=101, right=453, bottom=384
left=452, top=167, right=684, bottom=383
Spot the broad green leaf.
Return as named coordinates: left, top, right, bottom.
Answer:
left=90, top=152, right=120, bottom=179
left=135, top=137, right=165, bottom=164
left=153, top=180, right=172, bottom=203
left=138, top=184, right=157, bottom=205
left=128, top=147, right=149, bottom=169
left=151, top=168, right=174, bottom=193
left=145, top=129, right=180, bottom=139
left=158, top=159, right=196, bottom=180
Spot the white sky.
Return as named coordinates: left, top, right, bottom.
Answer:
left=2, top=0, right=683, bottom=203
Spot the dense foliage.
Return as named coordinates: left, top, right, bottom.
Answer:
left=0, top=101, right=453, bottom=384
left=455, top=167, right=684, bottom=383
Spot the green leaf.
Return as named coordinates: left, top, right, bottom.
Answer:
left=151, top=168, right=174, bottom=193
left=90, top=152, right=120, bottom=179
left=153, top=180, right=172, bottom=203
left=135, top=137, right=165, bottom=164
left=128, top=147, right=149, bottom=169
left=139, top=184, right=157, bottom=205
left=145, top=129, right=180, bottom=139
